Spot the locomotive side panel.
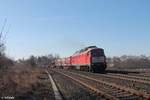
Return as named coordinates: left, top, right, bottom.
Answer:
left=71, top=52, right=91, bottom=71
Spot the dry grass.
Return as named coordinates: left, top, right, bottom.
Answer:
left=0, top=64, right=45, bottom=98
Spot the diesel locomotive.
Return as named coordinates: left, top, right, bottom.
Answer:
left=55, top=46, right=107, bottom=73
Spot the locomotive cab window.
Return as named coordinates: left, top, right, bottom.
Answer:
left=91, top=49, right=104, bottom=57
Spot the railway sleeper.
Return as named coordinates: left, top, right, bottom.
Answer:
left=107, top=91, right=128, bottom=97
left=128, top=96, right=144, bottom=100
left=102, top=88, right=122, bottom=93
left=117, top=92, right=133, bottom=96
left=99, top=87, right=120, bottom=92
left=99, top=88, right=141, bottom=100
left=118, top=96, right=140, bottom=100
left=116, top=93, right=134, bottom=98
left=107, top=91, right=127, bottom=95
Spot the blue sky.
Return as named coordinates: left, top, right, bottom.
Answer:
left=0, top=0, right=150, bottom=59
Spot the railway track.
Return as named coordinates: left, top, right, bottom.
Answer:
left=72, top=70, right=150, bottom=94
left=129, top=73, right=150, bottom=78
left=107, top=73, right=150, bottom=82
left=49, top=69, right=103, bottom=100
left=52, top=69, right=150, bottom=100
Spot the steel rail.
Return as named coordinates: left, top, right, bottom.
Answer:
left=53, top=70, right=119, bottom=100
left=107, top=73, right=150, bottom=82
left=68, top=71, right=150, bottom=100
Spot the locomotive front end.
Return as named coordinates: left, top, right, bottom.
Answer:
left=90, top=48, right=107, bottom=72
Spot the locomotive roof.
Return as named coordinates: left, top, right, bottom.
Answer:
left=73, top=46, right=101, bottom=55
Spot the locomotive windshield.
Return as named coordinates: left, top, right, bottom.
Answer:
left=91, top=49, right=104, bottom=57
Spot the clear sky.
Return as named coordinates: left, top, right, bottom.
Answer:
left=0, top=0, right=150, bottom=59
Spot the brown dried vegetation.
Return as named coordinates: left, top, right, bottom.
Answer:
left=0, top=64, right=45, bottom=99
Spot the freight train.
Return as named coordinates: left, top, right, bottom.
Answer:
left=55, top=46, right=107, bottom=73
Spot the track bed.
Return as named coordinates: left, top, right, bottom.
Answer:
left=50, top=69, right=150, bottom=100
left=49, top=70, right=103, bottom=100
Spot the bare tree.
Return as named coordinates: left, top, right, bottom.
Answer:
left=26, top=55, right=37, bottom=67
left=107, top=55, right=150, bottom=69
left=21, top=54, right=60, bottom=67
left=0, top=19, right=7, bottom=56
left=0, top=19, right=14, bottom=69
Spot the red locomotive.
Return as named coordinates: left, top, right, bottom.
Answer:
left=55, top=46, right=107, bottom=73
